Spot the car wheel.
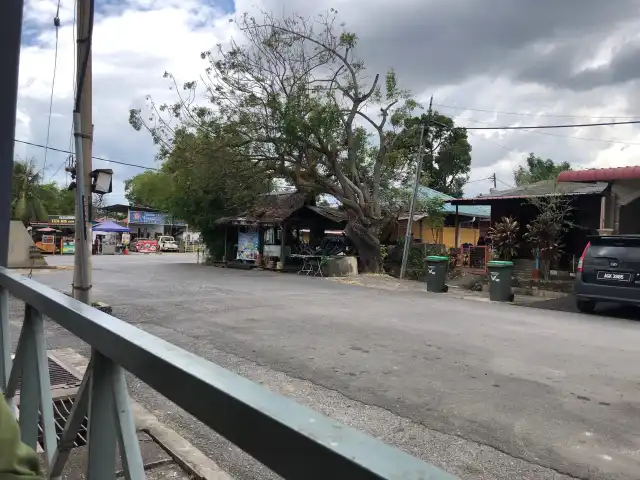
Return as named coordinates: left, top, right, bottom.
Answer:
left=577, top=299, right=596, bottom=313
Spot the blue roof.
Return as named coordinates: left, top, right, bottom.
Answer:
left=417, top=186, right=490, bottom=218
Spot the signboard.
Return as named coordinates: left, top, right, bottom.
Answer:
left=128, top=211, right=186, bottom=226
left=49, top=215, right=75, bottom=227
left=237, top=231, right=259, bottom=261
left=137, top=239, right=158, bottom=253
left=61, top=241, right=75, bottom=255
left=121, top=233, right=131, bottom=245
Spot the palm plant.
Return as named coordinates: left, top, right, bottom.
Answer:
left=12, top=159, right=48, bottom=226
left=488, top=216, right=520, bottom=261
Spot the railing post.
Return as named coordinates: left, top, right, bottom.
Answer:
left=14, top=305, right=56, bottom=464
left=0, top=287, right=9, bottom=392
left=112, top=364, right=145, bottom=478
left=49, top=361, right=91, bottom=479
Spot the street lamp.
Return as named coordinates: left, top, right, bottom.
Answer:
left=90, top=168, right=113, bottom=194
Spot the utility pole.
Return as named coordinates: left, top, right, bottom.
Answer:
left=72, top=0, right=94, bottom=303
left=491, top=173, right=497, bottom=189
left=400, top=95, right=433, bottom=280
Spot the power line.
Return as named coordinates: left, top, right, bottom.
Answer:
left=15, top=139, right=159, bottom=171
left=434, top=102, right=640, bottom=120
left=460, top=116, right=640, bottom=146
left=496, top=178, right=514, bottom=189
left=467, top=130, right=518, bottom=153
left=465, top=176, right=495, bottom=184
left=464, top=120, right=640, bottom=130
left=42, top=3, right=62, bottom=179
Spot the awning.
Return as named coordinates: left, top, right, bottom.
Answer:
left=558, top=166, right=640, bottom=183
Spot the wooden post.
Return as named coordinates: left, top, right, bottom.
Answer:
left=279, top=221, right=286, bottom=268
left=223, top=225, right=228, bottom=263
left=454, top=205, right=460, bottom=248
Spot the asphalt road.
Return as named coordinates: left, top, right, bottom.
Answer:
left=11, top=254, right=640, bottom=480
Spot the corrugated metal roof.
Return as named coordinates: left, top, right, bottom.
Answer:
left=306, top=206, right=347, bottom=224
left=449, top=180, right=608, bottom=205
left=558, top=166, right=640, bottom=182
left=417, top=186, right=491, bottom=217
left=216, top=192, right=307, bottom=225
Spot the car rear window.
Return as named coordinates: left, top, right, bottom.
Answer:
left=587, top=245, right=640, bottom=261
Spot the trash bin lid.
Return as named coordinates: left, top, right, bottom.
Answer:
left=426, top=255, right=449, bottom=262
left=487, top=260, right=514, bottom=267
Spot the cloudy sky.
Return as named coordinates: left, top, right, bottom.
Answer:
left=15, top=0, right=640, bottom=202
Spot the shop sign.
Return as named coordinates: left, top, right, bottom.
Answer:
left=137, top=239, right=158, bottom=253
left=128, top=210, right=186, bottom=226
left=49, top=215, right=75, bottom=227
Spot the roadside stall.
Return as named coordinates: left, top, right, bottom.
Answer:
left=93, top=220, right=131, bottom=255
left=34, top=227, right=61, bottom=254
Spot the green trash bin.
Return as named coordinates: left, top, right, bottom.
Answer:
left=426, top=256, right=449, bottom=293
left=487, top=260, right=514, bottom=302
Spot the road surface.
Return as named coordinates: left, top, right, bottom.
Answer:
left=9, top=254, right=640, bottom=480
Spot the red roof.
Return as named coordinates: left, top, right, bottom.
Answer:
left=558, top=166, right=640, bottom=183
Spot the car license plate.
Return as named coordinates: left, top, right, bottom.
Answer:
left=597, top=271, right=632, bottom=282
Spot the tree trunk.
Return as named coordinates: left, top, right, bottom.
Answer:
left=345, top=217, right=381, bottom=273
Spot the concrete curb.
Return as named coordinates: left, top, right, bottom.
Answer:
left=131, top=403, right=232, bottom=480
left=52, top=348, right=232, bottom=480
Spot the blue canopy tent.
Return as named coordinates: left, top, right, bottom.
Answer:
left=93, top=220, right=130, bottom=233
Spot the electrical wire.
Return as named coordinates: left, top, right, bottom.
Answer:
left=42, top=2, right=62, bottom=179
left=433, top=102, right=640, bottom=120
left=464, top=120, right=640, bottom=130
left=459, top=116, right=640, bottom=147
left=496, top=178, right=515, bottom=189
left=467, top=130, right=519, bottom=153
left=15, top=139, right=159, bottom=171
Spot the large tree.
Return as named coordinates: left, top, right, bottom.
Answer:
left=393, top=112, right=472, bottom=197
left=129, top=10, right=418, bottom=272
left=514, top=153, right=572, bottom=186
left=124, top=170, right=172, bottom=209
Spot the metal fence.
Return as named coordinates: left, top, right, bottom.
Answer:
left=0, top=267, right=457, bottom=479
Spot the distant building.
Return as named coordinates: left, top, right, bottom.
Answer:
left=397, top=186, right=491, bottom=248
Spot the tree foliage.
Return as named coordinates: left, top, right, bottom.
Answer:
left=417, top=196, right=446, bottom=243
left=124, top=127, right=270, bottom=251
left=514, top=153, right=571, bottom=186
left=524, top=195, right=574, bottom=280
left=129, top=10, right=421, bottom=272
left=12, top=159, right=47, bottom=225
left=11, top=159, right=74, bottom=224
left=488, top=216, right=520, bottom=261
left=393, top=112, right=471, bottom=197
left=124, top=171, right=171, bottom=210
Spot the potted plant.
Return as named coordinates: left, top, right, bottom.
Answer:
left=487, top=216, right=520, bottom=261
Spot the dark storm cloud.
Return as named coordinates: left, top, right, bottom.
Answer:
left=353, top=0, right=639, bottom=90
left=253, top=0, right=640, bottom=91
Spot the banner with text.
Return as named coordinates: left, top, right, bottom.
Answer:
left=128, top=210, right=185, bottom=226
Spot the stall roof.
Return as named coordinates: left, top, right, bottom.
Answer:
left=557, top=166, right=640, bottom=183
left=306, top=206, right=347, bottom=224
left=449, top=180, right=608, bottom=205
left=217, top=192, right=307, bottom=225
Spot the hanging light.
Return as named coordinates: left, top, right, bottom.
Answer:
left=90, top=169, right=113, bottom=194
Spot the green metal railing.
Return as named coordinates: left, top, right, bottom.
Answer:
left=0, top=267, right=457, bottom=479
